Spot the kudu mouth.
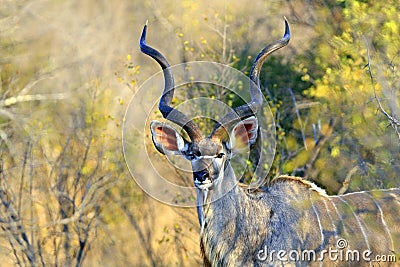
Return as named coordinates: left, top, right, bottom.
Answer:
left=193, top=171, right=213, bottom=190
left=193, top=170, right=220, bottom=190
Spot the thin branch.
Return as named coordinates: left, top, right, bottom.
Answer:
left=17, top=142, right=30, bottom=216
left=1, top=225, right=23, bottom=266
left=292, top=118, right=335, bottom=177
left=19, top=75, right=55, bottom=96
left=28, top=141, right=35, bottom=257
left=338, top=166, right=359, bottom=195
left=37, top=239, right=46, bottom=267
left=365, top=40, right=400, bottom=142
left=0, top=93, right=67, bottom=108
left=288, top=88, right=307, bottom=150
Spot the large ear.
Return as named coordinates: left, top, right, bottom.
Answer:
left=150, top=120, right=187, bottom=155
left=228, top=116, right=258, bottom=153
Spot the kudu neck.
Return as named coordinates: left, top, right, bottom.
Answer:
left=196, top=162, right=246, bottom=230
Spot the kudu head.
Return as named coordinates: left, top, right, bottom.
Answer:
left=140, top=19, right=290, bottom=191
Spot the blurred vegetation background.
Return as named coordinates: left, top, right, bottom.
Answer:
left=0, top=0, right=399, bottom=266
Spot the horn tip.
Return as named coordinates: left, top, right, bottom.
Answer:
left=283, top=16, right=290, bottom=40
left=283, top=16, right=288, bottom=23
left=140, top=20, right=148, bottom=47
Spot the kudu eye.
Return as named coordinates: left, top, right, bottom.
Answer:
left=216, top=153, right=225, bottom=159
left=186, top=151, right=201, bottom=160
left=187, top=153, right=196, bottom=160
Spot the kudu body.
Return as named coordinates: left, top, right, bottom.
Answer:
left=140, top=20, right=400, bottom=266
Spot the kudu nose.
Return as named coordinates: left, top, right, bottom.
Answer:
left=194, top=171, right=209, bottom=183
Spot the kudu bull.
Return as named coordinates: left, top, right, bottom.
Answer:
left=140, top=19, right=400, bottom=266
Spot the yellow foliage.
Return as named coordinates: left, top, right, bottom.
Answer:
left=331, top=146, right=340, bottom=158
left=285, top=134, right=298, bottom=151
left=304, top=138, right=316, bottom=151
